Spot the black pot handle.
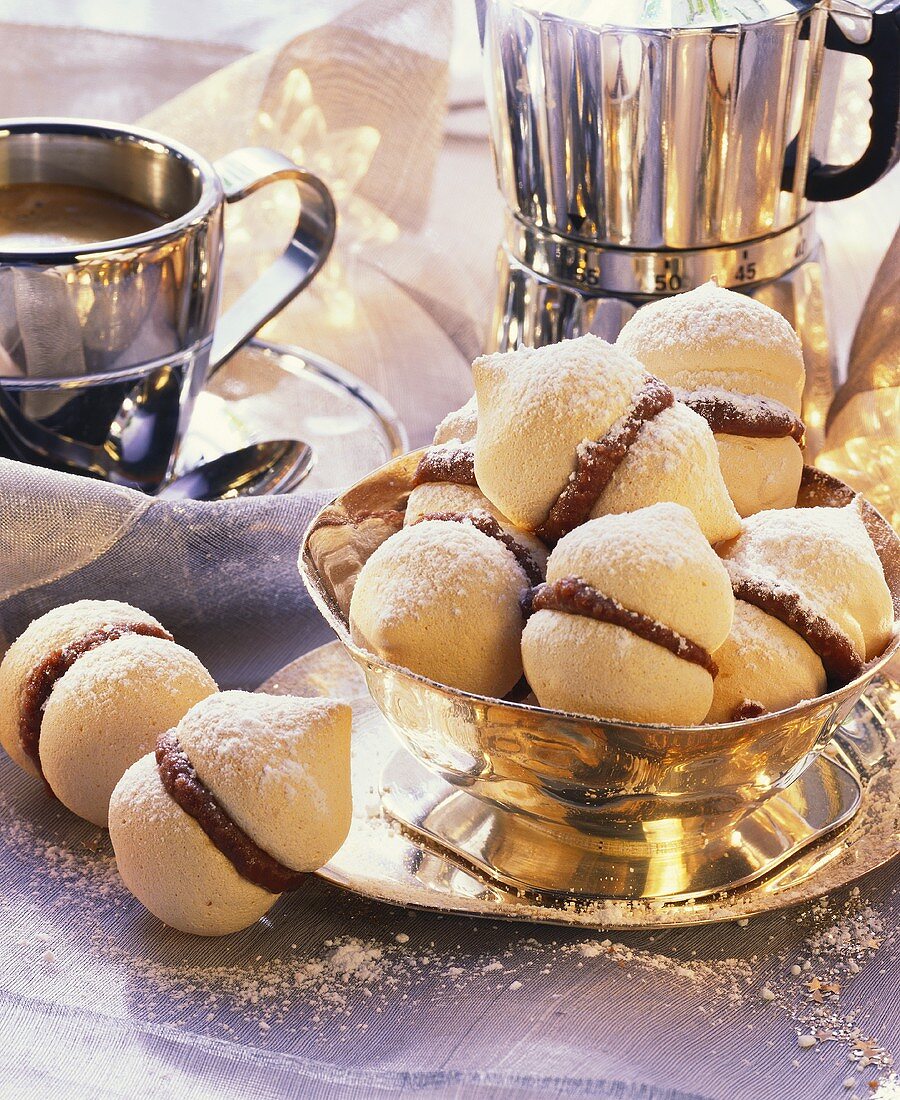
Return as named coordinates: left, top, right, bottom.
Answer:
left=801, top=0, right=900, bottom=202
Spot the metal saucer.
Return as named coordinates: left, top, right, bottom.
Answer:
left=177, top=338, right=406, bottom=493
left=262, top=643, right=900, bottom=931
left=379, top=747, right=861, bottom=904
left=298, top=454, right=900, bottom=908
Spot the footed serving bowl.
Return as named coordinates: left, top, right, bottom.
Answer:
left=300, top=454, right=900, bottom=902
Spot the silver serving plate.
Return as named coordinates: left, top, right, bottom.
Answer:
left=298, top=455, right=900, bottom=905
left=264, top=643, right=900, bottom=931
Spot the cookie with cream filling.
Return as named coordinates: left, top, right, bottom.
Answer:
left=350, top=515, right=537, bottom=697
left=617, top=283, right=806, bottom=517
left=522, top=503, right=734, bottom=725
left=705, top=601, right=825, bottom=723
left=710, top=500, right=894, bottom=720
left=432, top=395, right=477, bottom=445
left=472, top=334, right=740, bottom=545
left=0, top=600, right=216, bottom=826
left=109, top=691, right=352, bottom=936
left=405, top=458, right=547, bottom=577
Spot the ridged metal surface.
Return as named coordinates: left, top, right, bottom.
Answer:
left=482, top=0, right=828, bottom=254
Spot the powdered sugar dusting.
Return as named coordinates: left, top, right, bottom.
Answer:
left=720, top=504, right=895, bottom=663
left=413, top=441, right=476, bottom=484
left=598, top=401, right=741, bottom=545
left=353, top=516, right=525, bottom=629
left=472, top=334, right=645, bottom=529
left=617, top=282, right=805, bottom=410
left=432, top=395, right=477, bottom=446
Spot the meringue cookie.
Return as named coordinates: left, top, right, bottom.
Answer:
left=472, top=334, right=740, bottom=544
left=705, top=600, right=825, bottom=723
left=617, top=283, right=806, bottom=517
left=433, top=395, right=477, bottom=445
left=0, top=599, right=165, bottom=779
left=712, top=502, right=894, bottom=718
left=404, top=480, right=548, bottom=576
left=522, top=503, right=734, bottom=724
left=109, top=691, right=352, bottom=936
left=40, top=634, right=217, bottom=827
left=349, top=516, right=532, bottom=697
left=0, top=600, right=215, bottom=827
left=595, top=400, right=743, bottom=546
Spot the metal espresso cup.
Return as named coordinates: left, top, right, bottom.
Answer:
left=0, top=118, right=336, bottom=491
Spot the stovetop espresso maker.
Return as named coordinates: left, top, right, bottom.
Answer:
left=479, top=0, right=900, bottom=384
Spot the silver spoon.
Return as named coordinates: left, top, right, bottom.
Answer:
left=155, top=439, right=315, bottom=501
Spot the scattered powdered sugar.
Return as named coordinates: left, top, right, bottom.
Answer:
left=733, top=889, right=897, bottom=1086
left=1, top=692, right=899, bottom=1092
left=570, top=936, right=754, bottom=994
left=2, top=780, right=899, bottom=1096
left=324, top=939, right=384, bottom=983
left=0, top=804, right=122, bottom=907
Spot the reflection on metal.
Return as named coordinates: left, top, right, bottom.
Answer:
left=482, top=0, right=831, bottom=253
left=498, top=213, right=819, bottom=300
left=264, top=643, right=900, bottom=930
left=0, top=119, right=336, bottom=491
left=379, top=738, right=860, bottom=902
left=297, top=451, right=900, bottom=908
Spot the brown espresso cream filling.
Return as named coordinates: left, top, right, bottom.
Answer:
left=412, top=445, right=477, bottom=487
left=20, top=621, right=172, bottom=779
left=536, top=375, right=674, bottom=546
left=674, top=388, right=805, bottom=444
left=156, top=731, right=306, bottom=895
left=529, top=576, right=718, bottom=676
left=731, top=699, right=768, bottom=721
left=730, top=579, right=863, bottom=686
left=416, top=510, right=544, bottom=587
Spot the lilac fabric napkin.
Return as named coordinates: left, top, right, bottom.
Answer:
left=0, top=458, right=333, bottom=687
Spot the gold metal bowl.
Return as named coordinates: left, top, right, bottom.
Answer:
left=299, top=455, right=900, bottom=902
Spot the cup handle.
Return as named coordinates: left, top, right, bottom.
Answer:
left=208, top=147, right=337, bottom=374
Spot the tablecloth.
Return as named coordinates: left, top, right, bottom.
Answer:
left=1, top=3, right=899, bottom=1098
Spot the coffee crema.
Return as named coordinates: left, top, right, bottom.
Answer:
left=0, top=182, right=165, bottom=250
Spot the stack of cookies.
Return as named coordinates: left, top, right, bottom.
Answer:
left=349, top=284, right=895, bottom=725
